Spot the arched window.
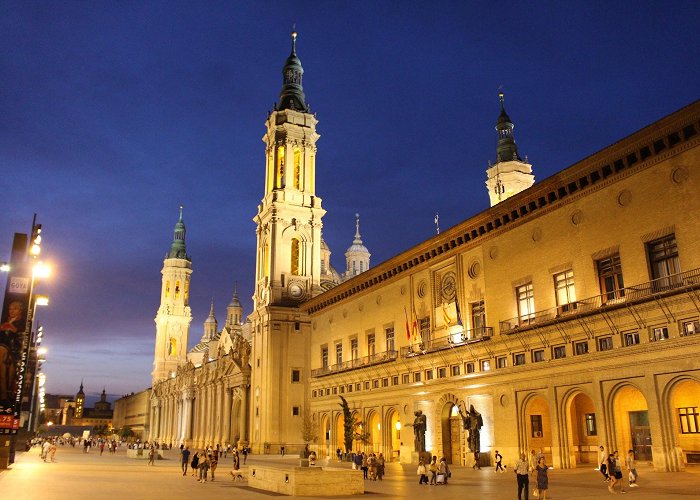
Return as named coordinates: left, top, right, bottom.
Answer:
left=360, top=261, right=364, bottom=272
left=291, top=239, right=300, bottom=275
left=264, top=241, right=270, bottom=278
left=175, top=280, right=181, bottom=299
left=276, top=146, right=286, bottom=188
left=184, top=279, right=189, bottom=301
left=267, top=149, right=274, bottom=192
left=293, top=148, right=302, bottom=189
left=165, top=280, right=170, bottom=298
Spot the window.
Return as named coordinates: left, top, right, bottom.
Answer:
left=332, top=387, right=337, bottom=395
left=335, top=342, right=343, bottom=365
left=347, top=384, right=353, bottom=393
left=382, top=378, right=389, bottom=387
left=294, top=321, right=300, bottom=331
left=325, top=388, right=330, bottom=396
left=291, top=369, right=301, bottom=383
left=451, top=364, right=461, bottom=376
left=339, top=386, right=344, bottom=393
left=481, top=359, right=491, bottom=371
left=554, top=270, right=577, bottom=313
left=471, top=300, right=485, bottom=333
left=597, top=336, right=613, bottom=351
left=496, top=356, right=507, bottom=368
left=647, top=234, right=681, bottom=290
left=624, top=331, right=640, bottom=346
left=679, top=407, right=700, bottom=434
left=392, top=376, right=399, bottom=385
left=438, top=367, right=447, bottom=378
left=419, top=317, right=431, bottom=343
left=355, top=383, right=361, bottom=392
left=532, top=349, right=545, bottom=362
left=402, top=373, right=410, bottom=384
left=513, top=353, right=526, bottom=366
left=364, top=381, right=370, bottom=390
left=312, top=390, right=317, bottom=398
left=414, top=372, right=422, bottom=383
left=321, top=346, right=328, bottom=368
left=367, top=333, right=376, bottom=356
left=552, top=345, right=566, bottom=359
left=516, top=283, right=535, bottom=324
left=597, top=254, right=625, bottom=302
left=650, top=326, right=669, bottom=342
left=466, top=362, right=475, bottom=373
left=585, top=413, right=597, bottom=436
left=351, top=338, right=359, bottom=360
left=293, top=148, right=301, bottom=189
left=682, top=319, right=700, bottom=336
left=372, top=379, right=379, bottom=389
left=291, top=238, right=300, bottom=275
left=276, top=145, right=285, bottom=188
left=574, top=341, right=589, bottom=355
left=531, top=415, right=543, bottom=438
left=385, top=326, right=395, bottom=352
left=425, top=370, right=434, bottom=381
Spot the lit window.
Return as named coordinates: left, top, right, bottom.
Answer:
left=597, top=254, right=625, bottom=302
left=291, top=239, right=300, bottom=275
left=679, top=407, right=700, bottom=434
left=276, top=145, right=285, bottom=188
left=623, top=331, right=640, bottom=346
left=647, top=234, right=681, bottom=290
left=650, top=326, right=669, bottom=342
left=367, top=333, right=376, bottom=356
left=554, top=270, right=577, bottom=313
left=293, top=148, right=302, bottom=189
left=516, top=283, right=535, bottom=324
left=481, top=359, right=491, bottom=372
left=585, top=413, right=597, bottom=436
left=531, top=415, right=543, bottom=438
left=682, top=320, right=700, bottom=336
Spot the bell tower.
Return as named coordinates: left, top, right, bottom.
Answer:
left=485, top=90, right=535, bottom=206
left=152, top=206, right=193, bottom=383
left=249, top=30, right=322, bottom=453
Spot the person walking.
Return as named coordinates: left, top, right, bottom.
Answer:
left=514, top=452, right=530, bottom=500
left=495, top=450, right=505, bottom=473
left=361, top=452, right=368, bottom=479
left=190, top=450, right=200, bottom=477
left=198, top=452, right=210, bottom=483
left=181, top=446, right=190, bottom=475
left=429, top=455, right=438, bottom=485
left=42, top=440, right=50, bottom=462
left=438, top=457, right=450, bottom=485
left=417, top=458, right=429, bottom=485
left=610, top=450, right=626, bottom=494
left=210, top=449, right=219, bottom=481
left=626, top=449, right=639, bottom=488
left=242, top=446, right=248, bottom=464
left=377, top=453, right=385, bottom=480
left=148, top=446, right=156, bottom=466
left=535, top=456, right=549, bottom=499
left=599, top=446, right=610, bottom=481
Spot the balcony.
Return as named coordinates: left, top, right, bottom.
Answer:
left=499, top=268, right=700, bottom=334
left=399, top=327, right=493, bottom=358
left=310, top=350, right=398, bottom=378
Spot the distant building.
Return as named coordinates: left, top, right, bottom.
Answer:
left=61, top=382, right=113, bottom=429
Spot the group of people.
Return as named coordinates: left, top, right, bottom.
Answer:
left=40, top=439, right=57, bottom=462
left=513, top=450, right=550, bottom=500
left=599, top=446, right=639, bottom=493
left=417, top=455, right=451, bottom=485
left=179, top=444, right=248, bottom=483
left=351, top=451, right=386, bottom=480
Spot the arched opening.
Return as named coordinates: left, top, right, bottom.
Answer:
left=612, top=385, right=651, bottom=461
left=335, top=413, right=345, bottom=453
left=368, top=411, right=381, bottom=453
left=320, top=413, right=330, bottom=457
left=441, top=402, right=461, bottom=465
left=525, top=394, right=552, bottom=464
left=276, top=145, right=285, bottom=188
left=231, top=399, right=241, bottom=446
left=291, top=238, right=300, bottom=275
left=385, top=409, right=401, bottom=462
left=670, top=379, right=700, bottom=465
left=293, top=148, right=302, bottom=190
left=565, top=392, right=598, bottom=467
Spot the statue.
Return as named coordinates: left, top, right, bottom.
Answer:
left=459, top=402, right=483, bottom=468
left=405, top=410, right=427, bottom=452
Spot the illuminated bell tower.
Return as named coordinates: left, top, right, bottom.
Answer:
left=250, top=30, right=323, bottom=452
left=152, top=206, right=193, bottom=384
left=485, top=90, right=535, bottom=206
left=75, top=381, right=85, bottom=419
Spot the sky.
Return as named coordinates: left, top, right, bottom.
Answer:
left=1, top=1, right=698, bottom=401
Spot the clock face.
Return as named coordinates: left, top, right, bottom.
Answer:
left=289, top=283, right=304, bottom=299
left=441, top=272, right=456, bottom=302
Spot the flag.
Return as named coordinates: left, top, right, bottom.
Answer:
left=442, top=301, right=452, bottom=326
left=455, top=295, right=464, bottom=327
left=403, top=306, right=411, bottom=340
left=411, top=305, right=420, bottom=342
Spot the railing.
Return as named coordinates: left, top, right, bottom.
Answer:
left=310, top=350, right=398, bottom=378
left=399, top=327, right=493, bottom=357
left=499, top=268, right=700, bottom=334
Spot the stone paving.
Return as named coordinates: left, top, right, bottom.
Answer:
left=1, top=445, right=698, bottom=499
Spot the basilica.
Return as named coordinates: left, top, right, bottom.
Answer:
left=114, top=32, right=700, bottom=473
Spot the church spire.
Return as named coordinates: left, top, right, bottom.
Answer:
left=168, top=205, right=189, bottom=260
left=495, top=90, right=521, bottom=163
left=344, top=213, right=371, bottom=280
left=278, top=29, right=309, bottom=112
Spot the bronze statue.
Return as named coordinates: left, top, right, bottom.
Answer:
left=405, top=410, right=427, bottom=452
left=458, top=402, right=483, bottom=453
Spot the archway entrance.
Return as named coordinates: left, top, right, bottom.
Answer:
left=525, top=395, right=552, bottom=464
left=670, top=379, right=700, bottom=464
left=385, top=409, right=401, bottom=462
left=320, top=414, right=330, bottom=457
left=566, top=392, right=598, bottom=466
left=368, top=411, right=381, bottom=453
left=335, top=413, right=345, bottom=454
left=231, top=399, right=241, bottom=446
left=613, top=385, right=651, bottom=461
left=441, top=402, right=461, bottom=464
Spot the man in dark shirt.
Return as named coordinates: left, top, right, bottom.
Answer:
left=181, top=447, right=191, bottom=476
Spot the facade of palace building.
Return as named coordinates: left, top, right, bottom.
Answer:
left=119, top=32, right=700, bottom=472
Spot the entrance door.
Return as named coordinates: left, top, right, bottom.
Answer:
left=450, top=416, right=461, bottom=465
left=629, top=411, right=652, bottom=461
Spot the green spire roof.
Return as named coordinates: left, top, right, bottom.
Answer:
left=168, top=205, right=189, bottom=260
left=495, top=90, right=521, bottom=163
left=278, top=30, right=309, bottom=112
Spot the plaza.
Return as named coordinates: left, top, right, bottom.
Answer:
left=1, top=445, right=698, bottom=499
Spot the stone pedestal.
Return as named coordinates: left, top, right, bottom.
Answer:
left=248, top=465, right=363, bottom=496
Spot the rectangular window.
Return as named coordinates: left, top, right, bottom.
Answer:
left=392, top=376, right=399, bottom=385
left=451, top=364, right=461, bottom=376
left=679, top=407, right=700, bottom=434
left=597, top=336, right=613, bottom=351
left=402, top=373, right=410, bottom=384
left=597, top=254, right=625, bottom=302
left=351, top=338, right=359, bottom=360
left=382, top=378, right=389, bottom=387
left=624, top=331, right=640, bottom=346
left=372, top=379, right=379, bottom=389
left=553, top=345, right=566, bottom=359
left=291, top=369, right=301, bottom=383
left=425, top=370, right=433, bottom=381
left=367, top=333, right=376, bottom=356
left=481, top=359, right=491, bottom=372
left=339, top=386, right=344, bottom=394
left=532, top=349, right=545, bottom=362
left=332, top=387, right=337, bottom=395
left=650, top=326, right=669, bottom=342
left=513, top=353, right=526, bottom=366
left=554, top=270, right=577, bottom=313
left=585, top=413, right=597, bottom=436
left=321, top=346, right=328, bottom=368
left=413, top=372, right=422, bottom=382
left=516, top=283, right=535, bottom=324
left=438, top=367, right=447, bottom=378
left=312, top=390, right=317, bottom=398
left=385, top=326, right=395, bottom=352
left=496, top=356, right=507, bottom=368
left=471, top=300, right=485, bottom=333
left=682, top=319, right=700, bottom=336
left=292, top=406, right=300, bottom=416
left=364, top=381, right=370, bottom=390
left=335, top=342, right=343, bottom=365
left=466, top=362, right=475, bottom=373
left=355, top=383, right=361, bottom=392
left=647, top=234, right=681, bottom=290
left=347, top=384, right=353, bottom=393
left=531, top=415, right=543, bottom=438
left=574, top=341, right=589, bottom=355
left=294, top=321, right=300, bottom=331
left=325, top=388, right=330, bottom=396
left=419, top=317, right=431, bottom=343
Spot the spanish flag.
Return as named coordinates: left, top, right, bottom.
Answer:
left=442, top=301, right=452, bottom=326
left=403, top=306, right=411, bottom=340
left=412, top=305, right=420, bottom=342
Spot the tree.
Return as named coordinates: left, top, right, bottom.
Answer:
left=300, top=409, right=319, bottom=444
left=93, top=424, right=110, bottom=437
left=118, top=425, right=135, bottom=441
left=353, top=420, right=371, bottom=445
left=339, top=396, right=354, bottom=453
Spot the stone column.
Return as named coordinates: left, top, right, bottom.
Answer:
left=223, top=387, right=232, bottom=447
left=241, top=379, right=249, bottom=444
left=216, top=383, right=225, bottom=445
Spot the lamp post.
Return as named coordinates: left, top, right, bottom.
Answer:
left=26, top=295, right=49, bottom=433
